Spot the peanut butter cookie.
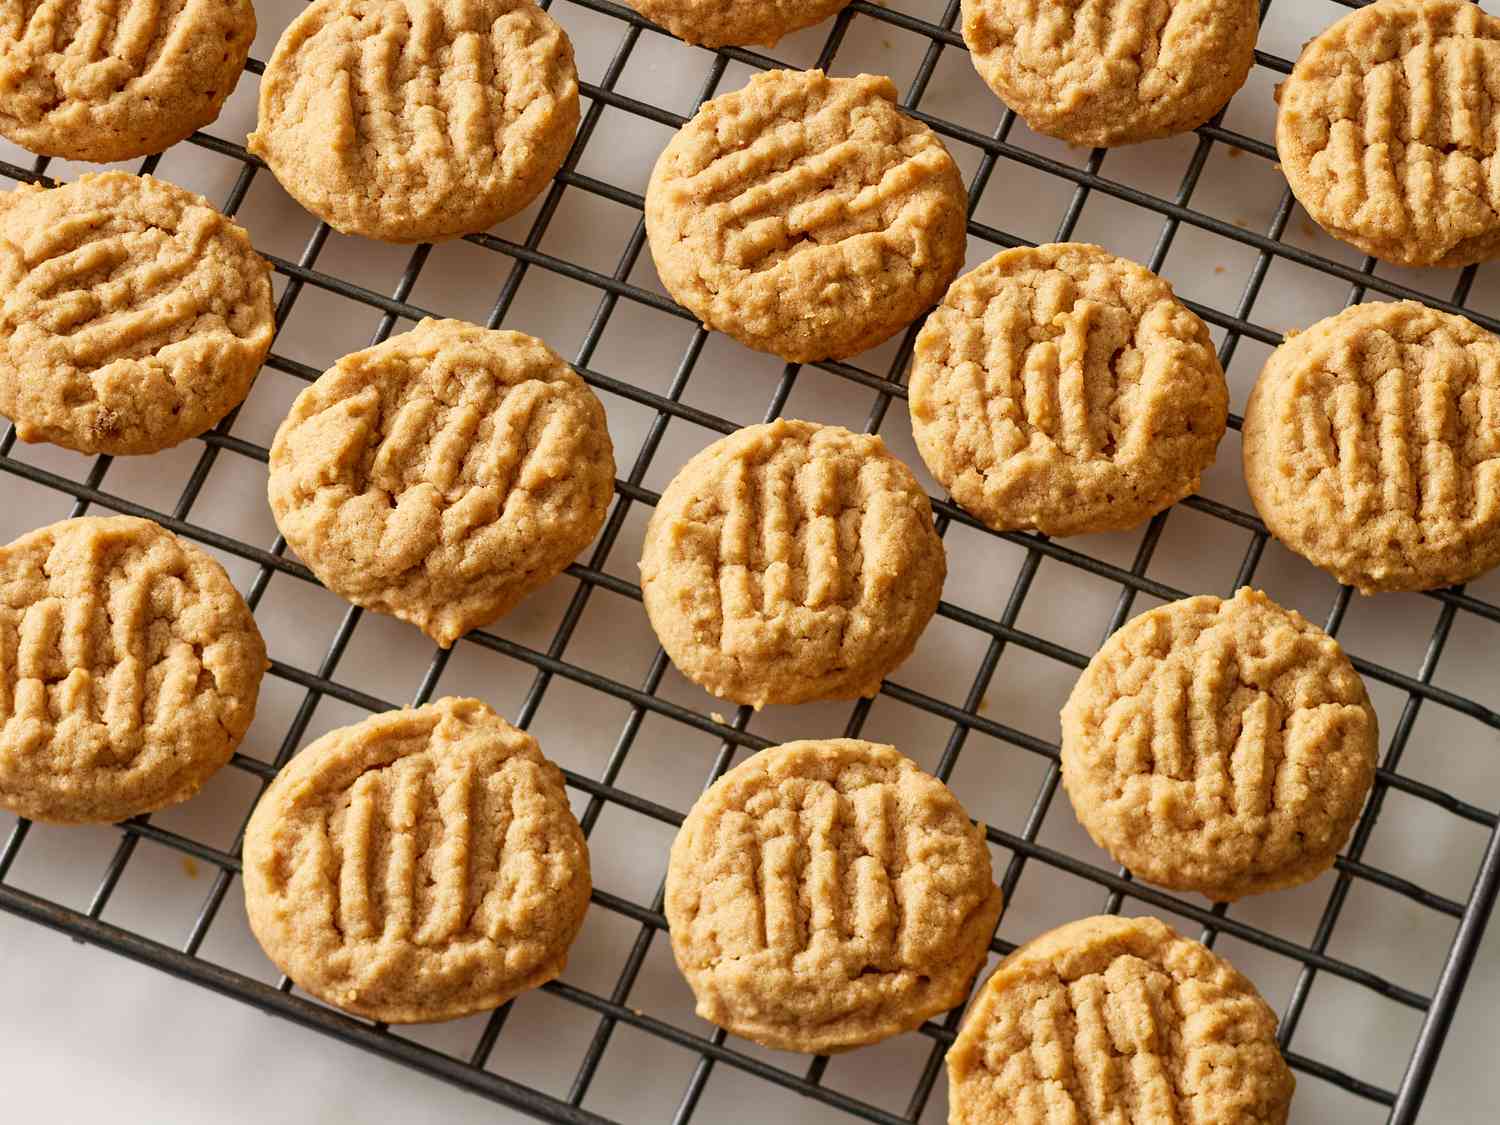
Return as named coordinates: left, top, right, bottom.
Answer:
left=1243, top=301, right=1500, bottom=593
left=666, top=739, right=1002, bottom=1052
left=645, top=69, right=968, bottom=363
left=0, top=0, right=256, bottom=162
left=1061, top=588, right=1378, bottom=902
left=269, top=319, right=615, bottom=648
left=0, top=172, right=275, bottom=456
left=625, top=0, right=850, bottom=48
left=640, top=420, right=945, bottom=709
left=962, top=0, right=1259, bottom=147
left=948, top=915, right=1295, bottom=1124
left=909, top=243, right=1227, bottom=537
left=249, top=0, right=580, bottom=243
left=243, top=697, right=591, bottom=1023
left=1278, top=0, right=1500, bottom=268
left=0, top=516, right=266, bottom=825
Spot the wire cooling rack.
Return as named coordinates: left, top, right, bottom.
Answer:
left=1, top=0, right=1498, bottom=1122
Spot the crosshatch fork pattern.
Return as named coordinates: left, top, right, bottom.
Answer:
left=0, top=1, right=1497, bottom=1124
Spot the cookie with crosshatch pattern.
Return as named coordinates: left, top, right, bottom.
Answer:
left=644, top=68, right=968, bottom=362
left=268, top=319, right=615, bottom=648
left=1061, top=588, right=1378, bottom=902
left=0, top=516, right=266, bottom=825
left=248, top=0, right=580, bottom=243
left=624, top=0, right=850, bottom=47
left=665, top=738, right=1002, bottom=1052
left=1243, top=300, right=1500, bottom=593
left=243, top=697, right=591, bottom=1023
left=0, top=0, right=256, bottom=162
left=947, top=915, right=1295, bottom=1124
left=0, top=172, right=275, bottom=456
left=961, top=0, right=1260, bottom=148
left=1277, top=0, right=1500, bottom=268
left=639, top=419, right=945, bottom=708
left=908, top=243, right=1228, bottom=537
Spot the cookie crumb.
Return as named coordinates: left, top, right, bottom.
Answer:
left=182, top=858, right=200, bottom=880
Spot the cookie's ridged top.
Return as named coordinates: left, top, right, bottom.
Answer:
left=645, top=69, right=968, bottom=362
left=1243, top=301, right=1500, bottom=593
left=909, top=244, right=1227, bottom=537
left=666, top=739, right=1002, bottom=1052
left=269, top=320, right=615, bottom=648
left=249, top=0, right=580, bottom=243
left=0, top=172, right=275, bottom=456
left=0, top=516, right=266, bottom=825
left=0, top=0, right=255, bottom=162
left=948, top=915, right=1294, bottom=1124
left=961, top=0, right=1259, bottom=147
left=625, top=0, right=850, bottom=48
left=1061, top=588, right=1377, bottom=902
left=1277, top=0, right=1500, bottom=268
left=640, top=420, right=945, bottom=708
left=243, top=697, right=591, bottom=1023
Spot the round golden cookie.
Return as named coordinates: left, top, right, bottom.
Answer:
left=644, top=69, right=968, bottom=363
left=1243, top=301, right=1500, bottom=593
left=1061, top=588, right=1378, bottom=902
left=948, top=915, right=1295, bottom=1124
left=625, top=0, right=850, bottom=47
left=243, top=697, right=590, bottom=1023
left=0, top=172, right=275, bottom=456
left=908, top=243, right=1228, bottom=537
left=0, top=516, right=266, bottom=825
left=961, top=0, right=1259, bottom=147
left=640, top=420, right=945, bottom=709
left=0, top=0, right=256, bottom=162
left=268, top=319, right=615, bottom=648
left=1278, top=0, right=1500, bottom=268
left=666, top=739, right=1002, bottom=1052
left=248, top=0, right=580, bottom=243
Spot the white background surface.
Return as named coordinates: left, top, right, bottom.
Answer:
left=2, top=0, right=1498, bottom=1122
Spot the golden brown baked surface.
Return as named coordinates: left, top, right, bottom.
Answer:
left=268, top=319, right=615, bottom=648
left=625, top=0, right=850, bottom=47
left=961, top=0, right=1259, bottom=147
left=644, top=69, right=968, bottom=363
left=248, top=0, right=580, bottom=243
left=666, top=739, right=1002, bottom=1052
left=909, top=243, right=1227, bottom=537
left=1061, top=588, right=1377, bottom=902
left=947, top=915, right=1295, bottom=1124
left=0, top=516, right=266, bottom=825
left=1277, top=0, right=1500, bottom=268
left=0, top=0, right=256, bottom=162
left=1242, top=301, right=1500, bottom=593
left=243, top=697, right=591, bottom=1024
left=0, top=172, right=275, bottom=456
left=640, top=420, right=945, bottom=709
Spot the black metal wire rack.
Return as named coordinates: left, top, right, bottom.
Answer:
left=1, top=0, right=1497, bottom=1121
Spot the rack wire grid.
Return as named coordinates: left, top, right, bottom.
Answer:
left=1, top=0, right=1499, bottom=1121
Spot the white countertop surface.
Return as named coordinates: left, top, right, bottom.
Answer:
left=2, top=1, right=1498, bottom=1122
